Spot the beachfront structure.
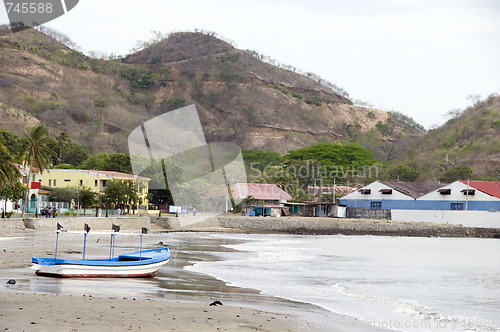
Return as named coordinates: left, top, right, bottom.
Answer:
left=231, top=183, right=292, bottom=217
left=339, top=180, right=444, bottom=210
left=231, top=183, right=292, bottom=205
left=38, top=169, right=151, bottom=211
left=340, top=180, right=500, bottom=211
left=418, top=180, right=500, bottom=211
left=0, top=163, right=41, bottom=213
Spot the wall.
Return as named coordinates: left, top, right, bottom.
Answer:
left=346, top=207, right=391, bottom=220
left=391, top=210, right=500, bottom=228
left=0, top=216, right=150, bottom=232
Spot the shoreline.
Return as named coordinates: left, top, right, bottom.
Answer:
left=0, top=231, right=381, bottom=332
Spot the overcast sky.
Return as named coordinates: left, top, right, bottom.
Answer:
left=1, top=0, right=499, bottom=128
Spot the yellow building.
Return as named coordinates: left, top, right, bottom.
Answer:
left=39, top=169, right=150, bottom=211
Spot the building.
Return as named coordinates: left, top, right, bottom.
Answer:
left=0, top=163, right=44, bottom=214
left=340, top=180, right=500, bottom=212
left=39, top=169, right=151, bottom=211
left=339, top=180, right=445, bottom=210
left=231, top=183, right=292, bottom=205
left=231, top=183, right=292, bottom=217
left=418, top=180, right=500, bottom=211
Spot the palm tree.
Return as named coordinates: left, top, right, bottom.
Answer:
left=21, top=125, right=57, bottom=218
left=0, top=141, right=19, bottom=187
left=56, top=131, right=70, bottom=162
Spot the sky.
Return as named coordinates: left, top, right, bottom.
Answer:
left=1, top=0, right=499, bottom=129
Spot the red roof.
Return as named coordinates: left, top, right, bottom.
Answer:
left=13, top=162, right=39, bottom=172
left=459, top=180, right=500, bottom=199
left=231, top=183, right=292, bottom=201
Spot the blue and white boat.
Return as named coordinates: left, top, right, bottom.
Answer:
left=32, top=247, right=170, bottom=278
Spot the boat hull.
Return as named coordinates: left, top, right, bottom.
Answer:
left=32, top=259, right=169, bottom=278
left=32, top=247, right=170, bottom=278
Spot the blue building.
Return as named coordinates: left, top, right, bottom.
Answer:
left=339, top=180, right=500, bottom=211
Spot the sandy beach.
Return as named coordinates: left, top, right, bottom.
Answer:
left=1, top=292, right=302, bottom=331
left=0, top=230, right=346, bottom=332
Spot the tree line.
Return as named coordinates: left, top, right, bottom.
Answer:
left=0, top=125, right=143, bottom=216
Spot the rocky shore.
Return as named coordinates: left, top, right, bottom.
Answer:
left=153, top=215, right=500, bottom=238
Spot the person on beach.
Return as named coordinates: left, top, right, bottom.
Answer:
left=193, top=207, right=196, bottom=216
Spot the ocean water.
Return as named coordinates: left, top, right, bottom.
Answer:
left=185, top=234, right=500, bottom=332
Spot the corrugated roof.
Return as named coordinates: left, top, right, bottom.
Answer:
left=231, top=183, right=292, bottom=201
left=379, top=181, right=446, bottom=199
left=459, top=180, right=500, bottom=199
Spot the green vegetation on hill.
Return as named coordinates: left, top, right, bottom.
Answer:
left=399, top=94, right=500, bottom=180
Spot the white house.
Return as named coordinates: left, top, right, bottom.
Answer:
left=338, top=180, right=444, bottom=210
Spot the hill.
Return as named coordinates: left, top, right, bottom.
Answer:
left=399, top=94, right=500, bottom=180
left=0, top=28, right=419, bottom=155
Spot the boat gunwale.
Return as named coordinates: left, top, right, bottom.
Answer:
left=32, top=247, right=170, bottom=267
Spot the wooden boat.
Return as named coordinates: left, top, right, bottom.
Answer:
left=32, top=247, right=170, bottom=278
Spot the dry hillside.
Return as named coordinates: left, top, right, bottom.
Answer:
left=0, top=28, right=418, bottom=154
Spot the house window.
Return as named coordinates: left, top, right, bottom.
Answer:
left=359, top=189, right=371, bottom=195
left=102, top=180, right=107, bottom=188
left=22, top=175, right=27, bottom=184
left=438, top=189, right=452, bottom=195
left=451, top=203, right=464, bottom=210
left=371, top=202, right=382, bottom=209
left=49, top=179, right=52, bottom=186
left=64, top=179, right=71, bottom=182
left=95, top=180, right=98, bottom=187
left=53, top=179, right=56, bottom=186
left=32, top=174, right=36, bottom=182
left=461, top=189, right=475, bottom=196
left=79, top=180, right=83, bottom=186
left=379, top=189, right=392, bottom=194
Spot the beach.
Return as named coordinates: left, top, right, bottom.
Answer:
left=0, top=229, right=374, bottom=332
left=2, top=219, right=499, bottom=332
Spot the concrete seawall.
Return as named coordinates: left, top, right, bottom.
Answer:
left=0, top=217, right=150, bottom=233
left=2, top=215, right=500, bottom=239
left=151, top=215, right=500, bottom=238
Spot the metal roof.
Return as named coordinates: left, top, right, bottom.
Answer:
left=379, top=180, right=446, bottom=199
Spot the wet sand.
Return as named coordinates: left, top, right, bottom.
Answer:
left=0, top=231, right=378, bottom=331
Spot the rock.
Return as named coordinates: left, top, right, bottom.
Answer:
left=209, top=300, right=223, bottom=306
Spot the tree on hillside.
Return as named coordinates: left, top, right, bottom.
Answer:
left=61, top=143, right=90, bottom=166
left=284, top=143, right=380, bottom=169
left=389, top=164, right=420, bottom=181
left=78, top=152, right=109, bottom=170
left=466, top=94, right=481, bottom=108
left=56, top=131, right=71, bottom=162
left=439, top=166, right=473, bottom=183
left=0, top=129, right=21, bottom=156
left=20, top=125, right=57, bottom=217
left=107, top=153, right=132, bottom=174
left=242, top=149, right=282, bottom=172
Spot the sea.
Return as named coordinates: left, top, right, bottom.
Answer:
left=3, top=232, right=500, bottom=331
left=184, top=233, right=500, bottom=332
